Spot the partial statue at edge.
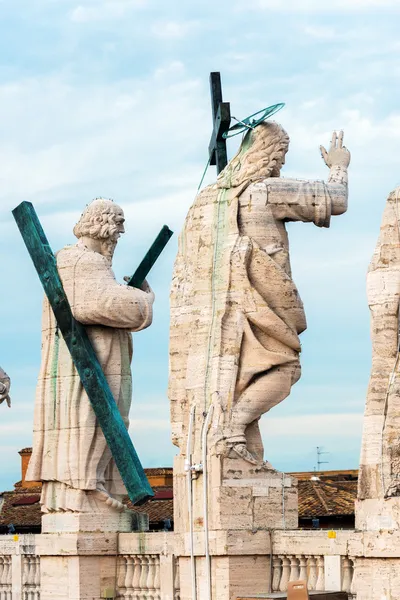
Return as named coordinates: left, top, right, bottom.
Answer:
left=26, top=199, right=154, bottom=513
left=0, top=367, right=11, bottom=407
left=169, top=123, right=350, bottom=466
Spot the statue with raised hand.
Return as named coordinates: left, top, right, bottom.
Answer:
left=169, top=123, right=350, bottom=466
left=0, top=367, right=11, bottom=407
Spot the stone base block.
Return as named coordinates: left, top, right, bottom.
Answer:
left=40, top=554, right=117, bottom=600
left=174, top=454, right=298, bottom=534
left=353, top=557, right=400, bottom=600
left=42, top=510, right=134, bottom=534
left=355, top=498, right=400, bottom=531
left=178, top=554, right=270, bottom=600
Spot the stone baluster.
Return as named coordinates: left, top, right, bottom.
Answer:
left=139, top=556, right=149, bottom=600
left=1, top=557, right=7, bottom=600
left=146, top=555, right=156, bottom=600
left=117, top=556, right=128, bottom=597
left=307, top=556, right=318, bottom=591
left=132, top=556, right=143, bottom=600
left=28, top=556, right=35, bottom=587
left=153, top=555, right=160, bottom=600
left=22, top=556, right=28, bottom=590
left=289, top=555, right=300, bottom=582
left=279, top=556, right=291, bottom=592
left=34, top=556, right=40, bottom=589
left=272, top=556, right=282, bottom=592
left=0, top=557, right=4, bottom=600
left=316, top=556, right=325, bottom=591
left=350, top=557, right=357, bottom=598
left=298, top=555, right=308, bottom=582
left=174, top=557, right=180, bottom=600
left=6, top=558, right=12, bottom=600
left=341, top=557, right=353, bottom=593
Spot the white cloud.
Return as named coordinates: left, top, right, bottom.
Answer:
left=70, top=0, right=147, bottom=23
left=238, top=0, right=400, bottom=11
left=261, top=413, right=363, bottom=439
left=151, top=20, right=199, bottom=40
left=304, top=26, right=337, bottom=40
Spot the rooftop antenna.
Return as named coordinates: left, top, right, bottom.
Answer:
left=316, top=446, right=329, bottom=471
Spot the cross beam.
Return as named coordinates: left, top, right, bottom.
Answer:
left=208, top=72, right=231, bottom=175
left=12, top=201, right=155, bottom=506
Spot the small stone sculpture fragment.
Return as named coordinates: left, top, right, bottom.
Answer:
left=0, top=367, right=11, bottom=407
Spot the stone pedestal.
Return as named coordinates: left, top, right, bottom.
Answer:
left=173, top=454, right=298, bottom=600
left=355, top=498, right=400, bottom=531
left=350, top=530, right=400, bottom=600
left=37, top=510, right=136, bottom=600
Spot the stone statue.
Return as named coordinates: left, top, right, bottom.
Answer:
left=0, top=367, right=11, bottom=407
left=26, top=198, right=155, bottom=513
left=359, top=186, right=400, bottom=503
left=169, top=124, right=350, bottom=465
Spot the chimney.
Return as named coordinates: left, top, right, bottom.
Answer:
left=18, top=448, right=41, bottom=489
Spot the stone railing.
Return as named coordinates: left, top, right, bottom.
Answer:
left=0, top=555, right=12, bottom=600
left=271, top=554, right=354, bottom=594
left=22, top=556, right=40, bottom=600
left=0, top=529, right=356, bottom=599
left=117, top=532, right=179, bottom=600
left=271, top=530, right=355, bottom=596
left=0, top=534, right=40, bottom=600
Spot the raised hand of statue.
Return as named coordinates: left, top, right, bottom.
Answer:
left=320, top=131, right=351, bottom=169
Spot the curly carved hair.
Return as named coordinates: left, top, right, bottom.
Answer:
left=73, top=198, right=122, bottom=240
left=217, top=121, right=289, bottom=189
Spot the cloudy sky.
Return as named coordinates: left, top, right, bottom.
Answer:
left=0, top=0, right=399, bottom=491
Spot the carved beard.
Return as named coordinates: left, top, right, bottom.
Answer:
left=100, top=235, right=119, bottom=260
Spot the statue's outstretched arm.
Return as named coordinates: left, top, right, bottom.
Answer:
left=0, top=367, right=11, bottom=407
left=320, top=130, right=351, bottom=215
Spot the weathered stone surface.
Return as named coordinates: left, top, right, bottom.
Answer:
left=0, top=366, right=11, bottom=407
left=169, top=125, right=350, bottom=599
left=358, top=186, right=400, bottom=525
left=25, top=198, right=154, bottom=516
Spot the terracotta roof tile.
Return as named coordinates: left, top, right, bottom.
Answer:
left=0, top=491, right=42, bottom=529
left=298, top=479, right=357, bottom=518
left=125, top=487, right=174, bottom=525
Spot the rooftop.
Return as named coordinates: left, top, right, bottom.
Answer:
left=0, top=467, right=358, bottom=532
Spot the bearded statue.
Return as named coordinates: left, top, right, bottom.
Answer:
left=26, top=198, right=154, bottom=513
left=169, top=123, right=350, bottom=466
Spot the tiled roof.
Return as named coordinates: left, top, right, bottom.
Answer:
left=298, top=479, right=357, bottom=518
left=0, top=489, right=42, bottom=529
left=0, top=470, right=357, bottom=530
left=125, top=487, right=174, bottom=525
left=145, top=468, right=173, bottom=476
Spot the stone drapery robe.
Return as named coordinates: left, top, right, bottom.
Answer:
left=358, top=187, right=400, bottom=501
left=26, top=240, right=154, bottom=512
left=169, top=174, right=348, bottom=456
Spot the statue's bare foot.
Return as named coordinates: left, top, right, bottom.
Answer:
left=94, top=485, right=125, bottom=512
left=231, top=443, right=258, bottom=464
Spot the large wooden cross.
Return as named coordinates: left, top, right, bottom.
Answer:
left=13, top=201, right=172, bottom=505
left=208, top=72, right=231, bottom=175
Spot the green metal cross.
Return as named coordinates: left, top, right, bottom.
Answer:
left=208, top=72, right=231, bottom=175
left=13, top=201, right=172, bottom=505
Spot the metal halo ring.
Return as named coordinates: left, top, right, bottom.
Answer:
left=222, top=103, right=285, bottom=139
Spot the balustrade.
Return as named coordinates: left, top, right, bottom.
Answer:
left=271, top=554, right=354, bottom=594
left=0, top=555, right=12, bottom=600
left=22, top=555, right=41, bottom=600
left=117, top=554, right=161, bottom=600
